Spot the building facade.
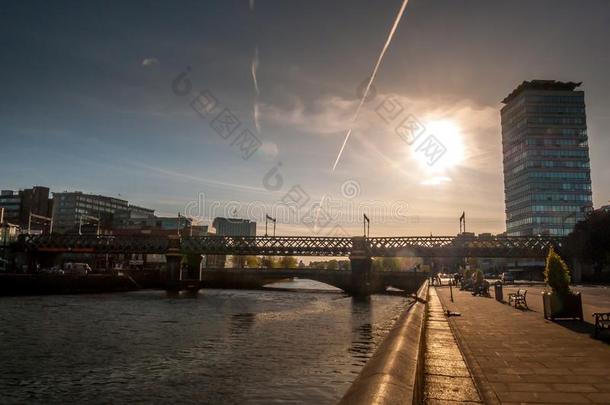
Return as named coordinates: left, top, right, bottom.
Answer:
left=501, top=80, right=593, bottom=236
left=0, top=190, right=21, bottom=225
left=52, top=192, right=129, bottom=233
left=212, top=217, right=256, bottom=236
left=0, top=186, right=53, bottom=231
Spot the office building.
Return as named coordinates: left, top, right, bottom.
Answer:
left=0, top=190, right=21, bottom=225
left=52, top=191, right=129, bottom=233
left=212, top=217, right=256, bottom=236
left=0, top=186, right=53, bottom=231
left=501, top=80, right=593, bottom=236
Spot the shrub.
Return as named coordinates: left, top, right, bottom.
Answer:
left=475, top=269, right=484, bottom=283
left=544, top=247, right=571, bottom=295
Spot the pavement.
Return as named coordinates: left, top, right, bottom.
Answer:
left=434, top=286, right=610, bottom=404
left=423, top=288, right=482, bottom=404
left=500, top=283, right=610, bottom=325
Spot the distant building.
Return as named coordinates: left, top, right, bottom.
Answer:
left=501, top=80, right=593, bottom=236
left=0, top=186, right=53, bottom=231
left=0, top=190, right=21, bottom=225
left=52, top=191, right=129, bottom=234
left=212, top=217, right=256, bottom=236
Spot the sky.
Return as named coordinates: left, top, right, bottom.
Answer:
left=1, top=0, right=609, bottom=237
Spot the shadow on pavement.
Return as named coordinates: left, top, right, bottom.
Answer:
left=552, top=319, right=610, bottom=344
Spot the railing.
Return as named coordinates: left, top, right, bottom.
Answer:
left=18, top=234, right=565, bottom=258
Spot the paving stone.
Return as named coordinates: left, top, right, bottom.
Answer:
left=586, top=392, right=610, bottom=403
left=423, top=288, right=482, bottom=403
left=434, top=286, right=610, bottom=405
left=424, top=374, right=481, bottom=402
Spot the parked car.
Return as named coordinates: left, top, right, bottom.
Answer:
left=63, top=262, right=91, bottom=275
left=500, top=272, right=514, bottom=284
left=41, top=266, right=64, bottom=275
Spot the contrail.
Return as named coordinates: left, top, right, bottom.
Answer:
left=254, top=102, right=261, bottom=133
left=251, top=46, right=260, bottom=95
left=331, top=0, right=410, bottom=171
left=251, top=46, right=261, bottom=133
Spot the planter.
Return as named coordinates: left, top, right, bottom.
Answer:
left=542, top=291, right=583, bottom=321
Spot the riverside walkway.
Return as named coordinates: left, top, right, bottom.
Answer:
left=435, top=286, right=610, bottom=404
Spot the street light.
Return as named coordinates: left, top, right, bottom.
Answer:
left=459, top=211, right=466, bottom=234
left=265, top=214, right=276, bottom=237
left=363, top=213, right=370, bottom=237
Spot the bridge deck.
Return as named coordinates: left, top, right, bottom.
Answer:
left=15, top=235, right=564, bottom=258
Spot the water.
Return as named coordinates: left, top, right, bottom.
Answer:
left=0, top=282, right=411, bottom=404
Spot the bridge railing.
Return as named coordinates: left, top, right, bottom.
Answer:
left=18, top=234, right=565, bottom=258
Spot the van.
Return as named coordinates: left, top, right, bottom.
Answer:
left=63, top=262, right=91, bottom=275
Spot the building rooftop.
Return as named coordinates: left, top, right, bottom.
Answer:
left=502, top=80, right=582, bottom=104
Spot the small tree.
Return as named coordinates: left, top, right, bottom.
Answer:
left=544, top=248, right=571, bottom=296
left=279, top=256, right=298, bottom=269
left=245, top=256, right=260, bottom=268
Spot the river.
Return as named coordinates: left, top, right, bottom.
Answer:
left=0, top=280, right=411, bottom=404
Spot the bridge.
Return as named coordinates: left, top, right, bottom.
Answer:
left=9, top=234, right=563, bottom=296
left=16, top=234, right=563, bottom=258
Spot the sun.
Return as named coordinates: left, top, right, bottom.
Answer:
left=410, top=119, right=466, bottom=174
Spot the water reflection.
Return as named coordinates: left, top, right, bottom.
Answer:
left=0, top=286, right=410, bottom=404
left=230, top=312, right=256, bottom=337
left=349, top=296, right=374, bottom=367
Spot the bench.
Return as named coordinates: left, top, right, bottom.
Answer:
left=593, top=312, right=610, bottom=338
left=508, top=289, right=528, bottom=309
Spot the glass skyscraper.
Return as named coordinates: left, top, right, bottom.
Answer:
left=501, top=80, right=593, bottom=236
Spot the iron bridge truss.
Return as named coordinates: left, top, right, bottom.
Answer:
left=19, top=235, right=564, bottom=258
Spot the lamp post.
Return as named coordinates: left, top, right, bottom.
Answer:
left=265, top=215, right=277, bottom=237
left=459, top=211, right=466, bottom=234
left=363, top=213, right=370, bottom=237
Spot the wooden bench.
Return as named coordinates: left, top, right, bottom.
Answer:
left=508, top=289, right=528, bottom=309
left=593, top=312, right=610, bottom=338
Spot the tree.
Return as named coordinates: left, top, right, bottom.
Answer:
left=544, top=247, right=571, bottom=296
left=279, top=256, right=298, bottom=269
left=327, top=260, right=338, bottom=270
left=245, top=256, right=260, bottom=268
left=566, top=210, right=610, bottom=274
left=261, top=256, right=278, bottom=268
left=381, top=257, right=400, bottom=271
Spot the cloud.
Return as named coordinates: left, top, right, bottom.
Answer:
left=420, top=176, right=452, bottom=186
left=141, top=58, right=159, bottom=67
left=259, top=91, right=500, bottom=172
left=259, top=95, right=359, bottom=135
left=259, top=141, right=279, bottom=158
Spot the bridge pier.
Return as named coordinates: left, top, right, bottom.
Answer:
left=165, top=252, right=182, bottom=291
left=349, top=256, right=374, bottom=296
left=165, top=236, right=202, bottom=293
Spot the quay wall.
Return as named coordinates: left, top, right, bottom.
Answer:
left=338, top=280, right=429, bottom=405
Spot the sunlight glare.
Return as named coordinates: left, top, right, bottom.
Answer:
left=411, top=119, right=465, bottom=174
